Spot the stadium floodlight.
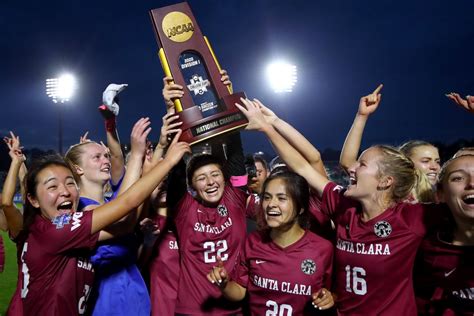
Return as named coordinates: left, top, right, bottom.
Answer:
left=46, top=74, right=77, bottom=103
left=265, top=61, right=297, bottom=93
left=45, top=73, right=77, bottom=154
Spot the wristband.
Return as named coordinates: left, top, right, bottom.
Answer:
left=104, top=116, right=116, bottom=132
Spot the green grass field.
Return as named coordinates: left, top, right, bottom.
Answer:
left=0, top=231, right=18, bottom=316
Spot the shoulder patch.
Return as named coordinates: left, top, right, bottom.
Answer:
left=52, top=214, right=72, bottom=229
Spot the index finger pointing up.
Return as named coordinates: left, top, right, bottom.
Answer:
left=372, top=84, right=383, bottom=95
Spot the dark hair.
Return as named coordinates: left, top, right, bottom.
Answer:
left=257, top=171, right=310, bottom=231
left=22, top=155, right=73, bottom=236
left=253, top=154, right=269, bottom=171
left=186, top=154, right=225, bottom=186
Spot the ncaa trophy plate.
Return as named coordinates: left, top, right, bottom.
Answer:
left=150, top=2, right=248, bottom=145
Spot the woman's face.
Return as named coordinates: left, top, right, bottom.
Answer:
left=345, top=147, right=383, bottom=201
left=439, top=155, right=474, bottom=223
left=191, top=163, right=225, bottom=206
left=409, top=145, right=440, bottom=185
left=262, top=178, right=298, bottom=229
left=77, top=143, right=111, bottom=184
left=28, top=165, right=79, bottom=220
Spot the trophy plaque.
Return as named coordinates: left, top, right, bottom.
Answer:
left=150, top=2, right=248, bottom=145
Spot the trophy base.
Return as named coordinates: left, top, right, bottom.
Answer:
left=177, top=92, right=248, bottom=145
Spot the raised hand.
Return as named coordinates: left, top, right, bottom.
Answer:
left=4, top=131, right=25, bottom=162
left=162, top=76, right=184, bottom=111
left=206, top=256, right=228, bottom=289
left=446, top=92, right=474, bottom=113
left=158, top=111, right=183, bottom=150
left=130, top=118, right=152, bottom=159
left=79, top=131, right=91, bottom=144
left=358, top=84, right=383, bottom=116
left=253, top=98, right=278, bottom=125
left=235, top=98, right=270, bottom=131
left=312, top=288, right=334, bottom=310
left=164, top=130, right=191, bottom=165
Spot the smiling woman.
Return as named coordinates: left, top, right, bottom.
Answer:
left=170, top=153, right=258, bottom=315
left=207, top=171, right=335, bottom=314
left=18, top=134, right=188, bottom=316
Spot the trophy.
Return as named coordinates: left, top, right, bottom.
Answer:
left=150, top=2, right=248, bottom=145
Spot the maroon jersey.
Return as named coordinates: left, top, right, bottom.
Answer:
left=174, top=185, right=254, bottom=315
left=233, top=230, right=333, bottom=315
left=20, top=212, right=98, bottom=315
left=415, top=229, right=474, bottom=315
left=308, top=193, right=335, bottom=241
left=321, top=182, right=440, bottom=315
left=150, top=215, right=180, bottom=316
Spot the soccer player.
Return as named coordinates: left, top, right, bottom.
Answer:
left=65, top=117, right=153, bottom=315
left=339, top=84, right=437, bottom=203
left=237, top=97, right=445, bottom=315
left=168, top=153, right=258, bottom=315
left=2, top=132, right=27, bottom=316
left=398, top=140, right=441, bottom=187
left=414, top=96, right=474, bottom=315
left=18, top=133, right=189, bottom=315
left=207, top=171, right=334, bottom=315
left=415, top=154, right=474, bottom=315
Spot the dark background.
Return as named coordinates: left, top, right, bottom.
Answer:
left=1, top=0, right=473, bottom=170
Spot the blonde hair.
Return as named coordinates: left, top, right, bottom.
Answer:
left=438, top=154, right=474, bottom=185
left=412, top=168, right=435, bottom=202
left=374, top=145, right=417, bottom=202
left=453, top=147, right=474, bottom=159
left=399, top=140, right=437, bottom=158
left=64, top=141, right=99, bottom=182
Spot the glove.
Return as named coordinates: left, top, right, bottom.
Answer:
left=101, top=83, right=128, bottom=116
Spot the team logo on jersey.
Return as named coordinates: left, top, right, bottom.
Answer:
left=52, top=214, right=71, bottom=229
left=217, top=205, right=228, bottom=217
left=253, top=193, right=260, bottom=205
left=374, top=220, right=392, bottom=238
left=301, top=259, right=316, bottom=275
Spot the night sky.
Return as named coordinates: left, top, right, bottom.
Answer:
left=1, top=0, right=474, bottom=160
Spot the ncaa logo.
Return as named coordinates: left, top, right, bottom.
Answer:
left=374, top=221, right=392, bottom=238
left=217, top=205, right=228, bottom=217
left=301, top=259, right=316, bottom=275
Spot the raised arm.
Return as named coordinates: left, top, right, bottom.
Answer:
left=446, top=92, right=474, bottom=113
left=2, top=132, right=25, bottom=237
left=100, top=84, right=128, bottom=184
left=92, top=131, right=190, bottom=238
left=256, top=100, right=327, bottom=177
left=152, top=109, right=183, bottom=165
left=340, top=84, right=383, bottom=172
left=100, top=117, right=152, bottom=236
left=236, top=99, right=329, bottom=196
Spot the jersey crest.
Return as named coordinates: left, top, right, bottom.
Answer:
left=301, top=259, right=316, bottom=275
left=217, top=204, right=228, bottom=217
left=51, top=214, right=72, bottom=229
left=374, top=220, right=392, bottom=238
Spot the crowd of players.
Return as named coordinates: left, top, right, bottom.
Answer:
left=0, top=73, right=473, bottom=315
